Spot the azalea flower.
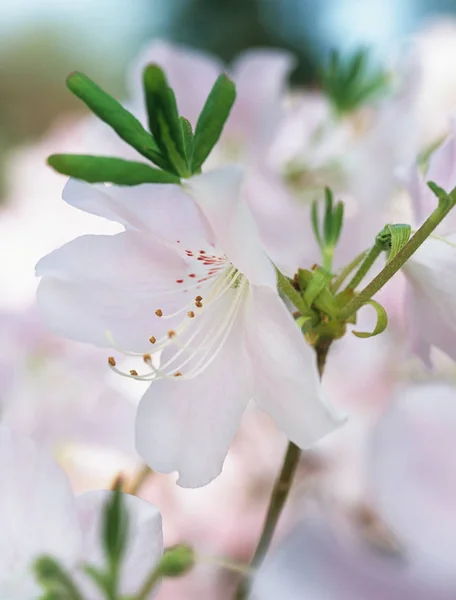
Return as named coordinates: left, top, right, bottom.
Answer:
left=369, top=381, right=456, bottom=586
left=0, top=426, right=163, bottom=599
left=36, top=166, right=343, bottom=487
left=399, top=132, right=456, bottom=363
left=252, top=519, right=456, bottom=600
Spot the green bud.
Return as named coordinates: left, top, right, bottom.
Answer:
left=158, top=545, right=195, bottom=578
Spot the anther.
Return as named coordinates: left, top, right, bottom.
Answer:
left=108, top=356, right=116, bottom=367
left=155, top=309, right=163, bottom=317
left=149, top=336, right=157, bottom=344
left=168, top=330, right=176, bottom=339
left=143, top=354, right=152, bottom=362
left=130, top=369, right=138, bottom=376
left=195, top=295, right=203, bottom=302
left=195, top=300, right=203, bottom=308
left=187, top=311, right=195, bottom=318
left=174, top=372, right=182, bottom=377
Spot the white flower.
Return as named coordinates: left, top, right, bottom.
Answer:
left=0, top=426, right=163, bottom=599
left=36, top=167, right=343, bottom=487
left=400, top=132, right=456, bottom=363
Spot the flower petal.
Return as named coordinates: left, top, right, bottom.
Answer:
left=0, top=427, right=80, bottom=598
left=369, top=382, right=456, bottom=584
left=403, top=234, right=456, bottom=362
left=76, top=490, right=163, bottom=598
left=36, top=231, right=187, bottom=349
left=136, top=303, right=252, bottom=488
left=63, top=179, right=212, bottom=249
left=229, top=49, right=295, bottom=153
left=185, top=167, right=276, bottom=288
left=244, top=286, right=345, bottom=448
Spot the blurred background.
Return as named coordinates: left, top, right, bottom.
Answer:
left=2, top=0, right=456, bottom=198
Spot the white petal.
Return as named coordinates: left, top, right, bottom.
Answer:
left=63, top=179, right=211, bottom=248
left=403, top=234, right=456, bottom=360
left=0, top=427, right=80, bottom=598
left=136, top=306, right=252, bottom=488
left=76, top=490, right=163, bottom=598
left=253, top=521, right=448, bottom=600
left=369, top=382, right=456, bottom=583
left=229, top=49, right=295, bottom=152
left=36, top=231, right=187, bottom=349
left=185, top=167, right=277, bottom=288
left=244, top=286, right=345, bottom=448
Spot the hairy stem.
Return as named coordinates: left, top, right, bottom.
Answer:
left=234, top=340, right=331, bottom=599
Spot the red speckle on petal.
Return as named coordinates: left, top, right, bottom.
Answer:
left=188, top=273, right=196, bottom=278
left=199, top=250, right=206, bottom=254
left=176, top=279, right=184, bottom=284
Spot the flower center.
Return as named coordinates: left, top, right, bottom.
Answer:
left=107, top=247, right=247, bottom=381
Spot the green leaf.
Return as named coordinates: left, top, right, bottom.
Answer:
left=323, top=187, right=334, bottom=244
left=191, top=73, right=236, bottom=173
left=35, top=557, right=84, bottom=600
left=311, top=201, right=322, bottom=248
left=385, top=223, right=412, bottom=263
left=303, top=267, right=333, bottom=307
left=180, top=116, right=194, bottom=163
left=331, top=201, right=344, bottom=246
left=352, top=299, right=388, bottom=338
left=143, top=65, right=188, bottom=176
left=301, top=267, right=338, bottom=317
left=48, top=154, right=180, bottom=185
left=102, top=484, right=129, bottom=576
left=66, top=72, right=168, bottom=170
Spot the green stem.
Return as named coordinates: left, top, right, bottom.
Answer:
left=339, top=196, right=456, bottom=321
left=198, top=555, right=254, bottom=576
left=344, top=242, right=383, bottom=291
left=331, top=250, right=369, bottom=293
left=233, top=340, right=331, bottom=600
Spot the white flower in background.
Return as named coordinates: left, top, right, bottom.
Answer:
left=369, top=382, right=456, bottom=585
left=0, top=426, right=163, bottom=599
left=36, top=167, right=343, bottom=487
left=252, top=519, right=456, bottom=600
left=400, top=132, right=456, bottom=363
left=0, top=307, right=137, bottom=458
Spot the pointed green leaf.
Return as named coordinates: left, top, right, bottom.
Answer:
left=191, top=73, right=236, bottom=172
left=180, top=117, right=194, bottom=163
left=311, top=201, right=322, bottom=248
left=331, top=201, right=344, bottom=246
left=143, top=65, right=188, bottom=176
left=323, top=187, right=334, bottom=245
left=48, top=154, right=181, bottom=185
left=66, top=72, right=168, bottom=170
left=102, top=484, right=129, bottom=574
left=352, top=299, right=388, bottom=338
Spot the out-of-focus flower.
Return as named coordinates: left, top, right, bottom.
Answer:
left=400, top=133, right=456, bottom=364
left=369, top=381, right=456, bottom=585
left=0, top=426, right=163, bottom=599
left=0, top=307, right=137, bottom=458
left=252, top=519, right=456, bottom=600
left=36, top=167, right=343, bottom=487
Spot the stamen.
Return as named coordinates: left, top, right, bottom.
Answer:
left=108, top=356, right=116, bottom=366
left=168, top=330, right=176, bottom=339
left=195, top=300, right=203, bottom=308
left=174, top=372, right=182, bottom=377
left=149, top=336, right=157, bottom=344
left=130, top=369, right=138, bottom=376
left=187, top=311, right=195, bottom=318
left=155, top=309, right=163, bottom=317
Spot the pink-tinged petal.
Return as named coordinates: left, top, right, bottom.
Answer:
left=184, top=167, right=276, bottom=288
left=403, top=235, right=456, bottom=362
left=398, top=162, right=434, bottom=226
left=129, top=40, right=223, bottom=126
left=244, top=168, right=319, bottom=276
left=369, top=382, right=456, bottom=584
left=36, top=231, right=187, bottom=349
left=0, top=427, right=81, bottom=598
left=76, top=490, right=163, bottom=598
left=228, top=49, right=295, bottom=153
left=244, top=286, right=345, bottom=448
left=63, top=179, right=212, bottom=249
left=254, top=521, right=454, bottom=600
left=136, top=303, right=252, bottom=488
